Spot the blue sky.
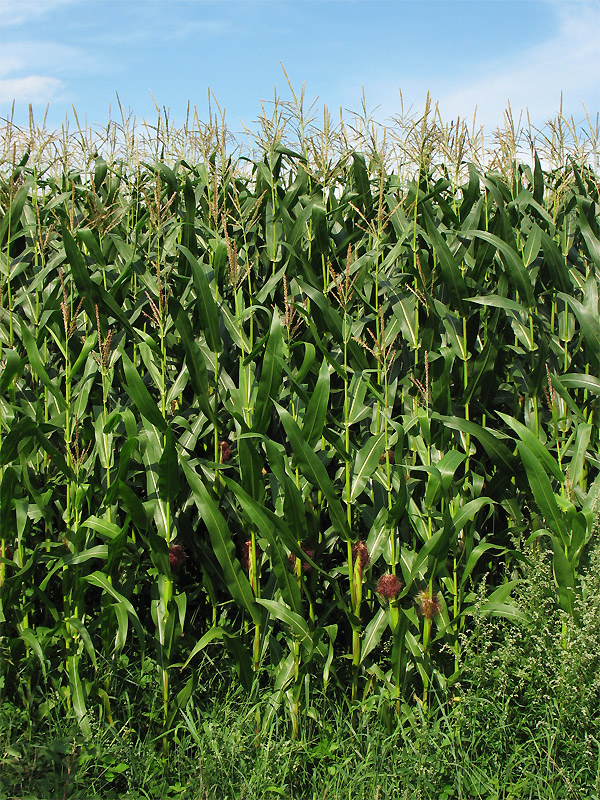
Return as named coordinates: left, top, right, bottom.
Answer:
left=0, top=0, right=598, bottom=147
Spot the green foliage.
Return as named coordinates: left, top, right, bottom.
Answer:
left=0, top=109, right=599, bottom=755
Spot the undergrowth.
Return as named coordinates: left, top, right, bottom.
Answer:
left=2, top=543, right=599, bottom=800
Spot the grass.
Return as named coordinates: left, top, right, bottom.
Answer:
left=2, top=542, right=600, bottom=800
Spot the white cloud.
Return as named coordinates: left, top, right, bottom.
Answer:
left=0, top=41, right=93, bottom=78
left=434, top=3, right=599, bottom=130
left=0, top=0, right=77, bottom=27
left=355, top=1, right=599, bottom=136
left=0, top=75, right=62, bottom=105
left=0, top=40, right=95, bottom=110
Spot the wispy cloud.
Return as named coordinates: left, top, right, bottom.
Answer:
left=0, top=41, right=95, bottom=78
left=0, top=34, right=106, bottom=111
left=355, top=1, right=599, bottom=133
left=0, top=0, right=77, bottom=27
left=0, top=76, right=62, bottom=105
left=433, top=3, right=599, bottom=129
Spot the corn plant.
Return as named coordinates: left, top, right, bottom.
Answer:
left=0, top=97, right=598, bottom=743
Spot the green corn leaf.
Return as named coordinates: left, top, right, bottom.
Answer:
left=568, top=422, right=592, bottom=488
left=211, top=238, right=229, bottom=286
left=539, top=228, right=571, bottom=292
left=436, top=302, right=468, bottom=361
left=352, top=151, right=371, bottom=206
left=302, top=358, right=330, bottom=448
left=498, top=412, right=564, bottom=483
left=158, top=425, right=179, bottom=503
left=66, top=656, right=92, bottom=738
left=549, top=374, right=587, bottom=422
left=177, top=244, right=222, bottom=353
left=62, top=546, right=109, bottom=566
left=19, top=629, right=46, bottom=678
left=532, top=151, right=544, bottom=202
left=0, top=348, right=22, bottom=394
left=475, top=602, right=529, bottom=623
left=32, top=425, right=75, bottom=482
left=66, top=617, right=97, bottom=669
left=393, top=296, right=418, bottom=348
left=559, top=373, right=600, bottom=395
left=311, top=197, right=329, bottom=254
left=436, top=449, right=467, bottom=493
left=350, top=432, right=386, bottom=502
left=238, top=432, right=265, bottom=502
left=548, top=534, right=576, bottom=617
left=390, top=612, right=411, bottom=690
left=112, top=603, right=129, bottom=654
left=468, top=295, right=528, bottom=314
left=303, top=315, right=347, bottom=380
left=577, top=197, right=600, bottom=268
left=154, top=160, right=179, bottom=203
left=62, top=223, right=135, bottom=338
left=181, top=456, right=260, bottom=625
left=523, top=222, right=542, bottom=266
left=297, top=280, right=369, bottom=370
left=120, top=347, right=167, bottom=432
left=169, top=296, right=215, bottom=423
left=423, top=207, right=467, bottom=311
left=518, top=442, right=569, bottom=545
left=253, top=309, right=284, bottom=434
left=84, top=570, right=145, bottom=651
left=0, top=181, right=30, bottom=247
left=433, top=414, right=517, bottom=475
left=558, top=292, right=600, bottom=369
left=93, top=155, right=108, bottom=189
left=275, top=402, right=350, bottom=541
left=105, top=438, right=138, bottom=505
left=347, top=372, right=370, bottom=426
left=67, top=335, right=98, bottom=383
left=223, top=475, right=303, bottom=614
left=256, top=598, right=310, bottom=643
left=77, top=227, right=105, bottom=266
left=409, top=528, right=448, bottom=583
left=0, top=467, right=17, bottom=533
left=459, top=540, right=501, bottom=590
left=20, top=324, right=68, bottom=411
left=262, top=438, right=310, bottom=545
left=360, top=608, right=388, bottom=665
left=244, top=440, right=324, bottom=573
left=291, top=341, right=316, bottom=384
left=463, top=337, right=499, bottom=406
left=365, top=507, right=391, bottom=566
left=119, top=480, right=149, bottom=532
left=142, top=426, right=170, bottom=538
left=182, top=626, right=227, bottom=669
left=451, top=498, right=495, bottom=535
left=463, top=229, right=535, bottom=308
left=458, top=581, right=528, bottom=623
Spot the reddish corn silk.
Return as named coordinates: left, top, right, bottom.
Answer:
left=352, top=541, right=370, bottom=570
left=242, top=539, right=261, bottom=571
left=242, top=539, right=251, bottom=570
left=417, top=588, right=441, bottom=619
left=379, top=449, right=395, bottom=465
left=288, top=544, right=315, bottom=573
left=219, top=440, right=232, bottom=461
left=376, top=573, right=402, bottom=601
left=168, top=544, right=187, bottom=570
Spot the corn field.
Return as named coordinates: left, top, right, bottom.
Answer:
left=1, top=100, right=599, bottom=745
